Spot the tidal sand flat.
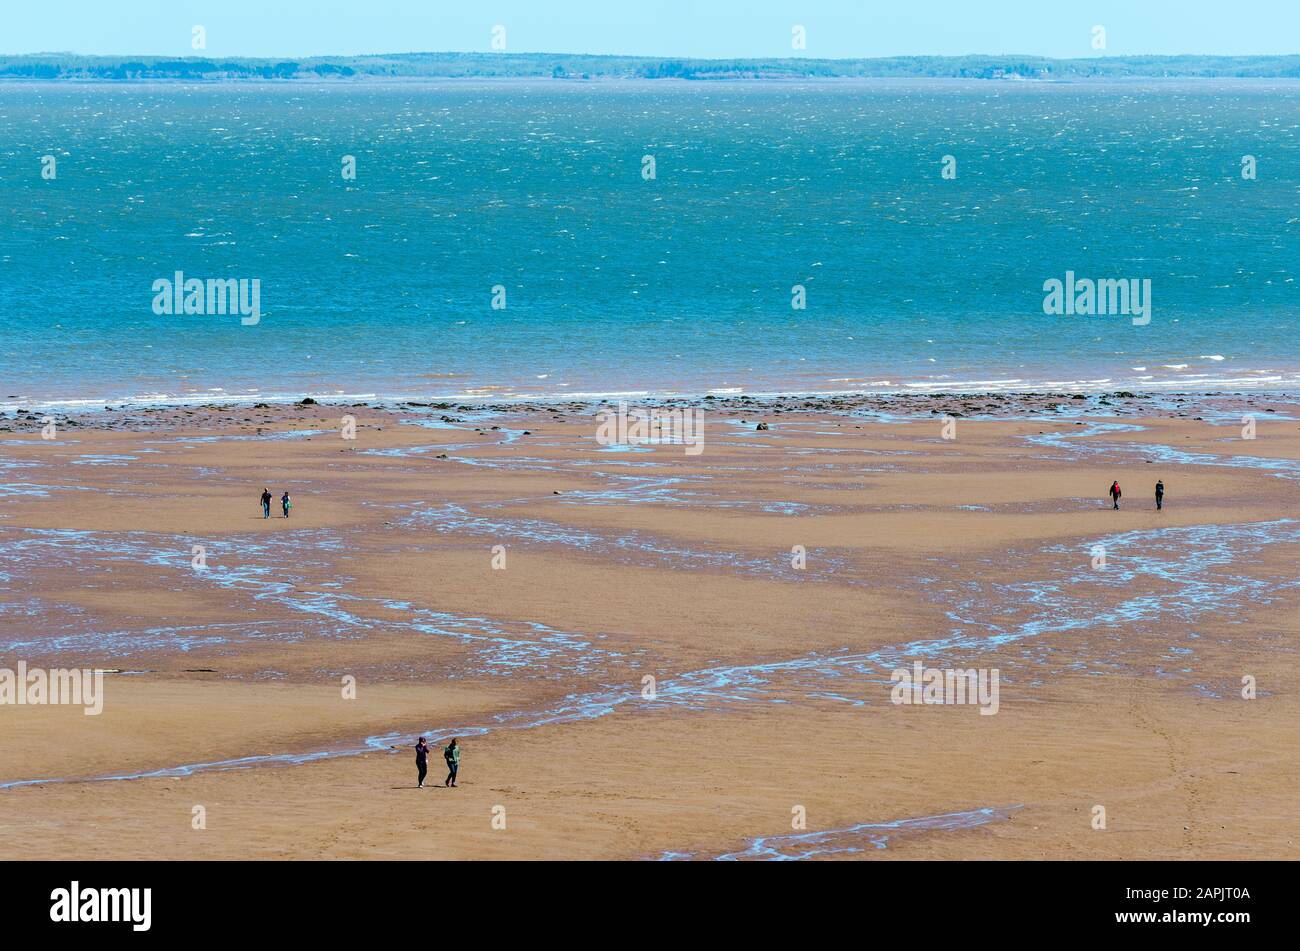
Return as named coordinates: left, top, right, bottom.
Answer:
left=1, top=395, right=1297, bottom=859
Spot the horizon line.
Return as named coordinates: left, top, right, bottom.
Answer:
left=7, top=50, right=1300, bottom=62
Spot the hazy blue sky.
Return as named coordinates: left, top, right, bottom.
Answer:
left=5, top=1, right=1297, bottom=59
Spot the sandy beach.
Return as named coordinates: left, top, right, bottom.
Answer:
left=1, top=392, right=1298, bottom=860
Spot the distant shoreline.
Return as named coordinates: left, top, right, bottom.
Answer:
left=6, top=51, right=1300, bottom=83
left=4, top=389, right=1296, bottom=423
left=10, top=76, right=1300, bottom=88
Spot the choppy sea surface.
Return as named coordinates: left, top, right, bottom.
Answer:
left=2, top=79, right=1298, bottom=407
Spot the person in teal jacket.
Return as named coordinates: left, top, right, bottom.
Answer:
left=443, top=737, right=461, bottom=787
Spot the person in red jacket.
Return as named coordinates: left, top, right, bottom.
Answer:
left=1109, top=480, right=1122, bottom=510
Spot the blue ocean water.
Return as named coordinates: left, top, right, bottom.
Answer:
left=1, top=79, right=1297, bottom=406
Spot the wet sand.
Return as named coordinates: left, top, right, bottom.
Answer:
left=1, top=393, right=1298, bottom=859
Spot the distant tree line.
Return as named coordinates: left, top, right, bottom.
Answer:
left=4, top=52, right=1300, bottom=82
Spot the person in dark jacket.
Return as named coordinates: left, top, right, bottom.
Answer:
left=415, top=737, right=430, bottom=788
left=1109, top=480, right=1122, bottom=510
left=1155, top=480, right=1164, bottom=511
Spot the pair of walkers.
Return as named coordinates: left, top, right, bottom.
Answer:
left=415, top=737, right=461, bottom=788
left=259, top=487, right=292, bottom=519
left=1108, top=480, right=1164, bottom=510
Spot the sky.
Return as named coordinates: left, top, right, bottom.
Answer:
left=3, top=1, right=1298, bottom=59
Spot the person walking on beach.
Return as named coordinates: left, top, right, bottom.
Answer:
left=1155, top=479, right=1164, bottom=511
left=444, top=738, right=461, bottom=787
left=414, top=737, right=430, bottom=788
left=1109, top=480, right=1122, bottom=510
left=281, top=491, right=292, bottom=519
left=260, top=487, right=272, bottom=519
